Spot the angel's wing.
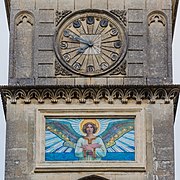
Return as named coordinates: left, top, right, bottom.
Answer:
left=45, top=120, right=81, bottom=153
left=99, top=119, right=135, bottom=152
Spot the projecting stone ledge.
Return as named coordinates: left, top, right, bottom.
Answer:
left=0, top=84, right=179, bottom=109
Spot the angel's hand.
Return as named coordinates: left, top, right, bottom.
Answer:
left=90, top=143, right=102, bottom=148
left=82, top=145, right=93, bottom=151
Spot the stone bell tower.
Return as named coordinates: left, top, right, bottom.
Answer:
left=1, top=0, right=179, bottom=179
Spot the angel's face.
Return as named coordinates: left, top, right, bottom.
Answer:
left=86, top=124, right=94, bottom=134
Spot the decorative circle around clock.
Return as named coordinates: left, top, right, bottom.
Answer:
left=54, top=9, right=128, bottom=76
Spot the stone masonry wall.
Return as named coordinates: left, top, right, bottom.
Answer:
left=8, top=0, right=173, bottom=86
left=5, top=98, right=174, bottom=179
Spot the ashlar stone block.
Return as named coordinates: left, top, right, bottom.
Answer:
left=108, top=0, right=124, bottom=10
left=38, top=63, right=55, bottom=77
left=92, top=0, right=108, bottom=9
left=128, top=22, right=144, bottom=35
left=123, top=77, right=146, bottom=85
left=125, top=0, right=145, bottom=9
left=35, top=77, right=56, bottom=85
left=146, top=0, right=171, bottom=10
left=37, top=51, right=55, bottom=63
left=75, top=77, right=107, bottom=86
left=128, top=63, right=144, bottom=76
left=11, top=0, right=36, bottom=10
left=39, top=9, right=54, bottom=23
left=128, top=36, right=145, bottom=50
left=75, top=0, right=91, bottom=10
left=38, top=36, right=54, bottom=50
left=128, top=50, right=145, bottom=63
left=58, top=0, right=75, bottom=10
left=128, top=9, right=144, bottom=22
left=57, top=77, right=75, bottom=85
left=37, top=24, right=55, bottom=36
left=107, top=78, right=123, bottom=85
left=36, top=0, right=57, bottom=9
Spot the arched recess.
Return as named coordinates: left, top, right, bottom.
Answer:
left=78, top=175, right=109, bottom=180
left=147, top=11, right=168, bottom=78
left=14, top=11, right=34, bottom=78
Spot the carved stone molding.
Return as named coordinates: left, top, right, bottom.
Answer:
left=54, top=9, right=128, bottom=77
left=15, top=12, right=34, bottom=26
left=55, top=10, right=72, bottom=26
left=148, top=12, right=166, bottom=26
left=110, top=60, right=126, bottom=75
left=55, top=59, right=126, bottom=76
left=55, top=59, right=72, bottom=76
left=14, top=12, right=34, bottom=79
left=0, top=85, right=179, bottom=106
left=110, top=10, right=127, bottom=26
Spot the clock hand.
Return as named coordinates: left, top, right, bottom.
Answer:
left=77, top=40, right=95, bottom=53
left=77, top=44, right=89, bottom=53
left=68, top=32, right=91, bottom=45
left=72, top=35, right=91, bottom=45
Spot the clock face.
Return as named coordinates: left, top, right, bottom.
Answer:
left=54, top=10, right=127, bottom=76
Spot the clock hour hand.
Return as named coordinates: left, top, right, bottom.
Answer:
left=77, top=44, right=89, bottom=53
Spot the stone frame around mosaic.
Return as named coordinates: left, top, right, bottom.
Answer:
left=34, top=105, right=146, bottom=173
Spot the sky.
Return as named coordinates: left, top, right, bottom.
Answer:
left=0, top=1, right=180, bottom=180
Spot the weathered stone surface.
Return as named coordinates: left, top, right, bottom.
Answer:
left=39, top=9, right=54, bottom=23
left=128, top=50, right=145, bottom=63
left=75, top=77, right=107, bottom=86
left=128, top=22, right=144, bottom=35
left=123, top=77, right=146, bottom=85
left=128, top=9, right=144, bottom=22
left=11, top=0, right=36, bottom=10
left=58, top=0, right=75, bottom=10
left=128, top=36, right=145, bottom=50
left=36, top=0, right=57, bottom=9
left=128, top=63, right=144, bottom=76
left=37, top=24, right=55, bottom=36
left=38, top=63, right=55, bottom=77
left=146, top=0, right=171, bottom=10
left=92, top=0, right=108, bottom=9
left=125, top=0, right=145, bottom=9
left=38, top=36, right=54, bottom=50
left=75, top=0, right=91, bottom=10
left=107, top=78, right=123, bottom=85
left=37, top=51, right=55, bottom=63
left=35, top=78, right=56, bottom=85
left=147, top=77, right=172, bottom=85
left=57, top=77, right=75, bottom=85
left=3, top=85, right=177, bottom=179
left=108, top=0, right=124, bottom=9
left=5, top=0, right=176, bottom=179
left=8, top=0, right=173, bottom=85
left=8, top=78, right=35, bottom=86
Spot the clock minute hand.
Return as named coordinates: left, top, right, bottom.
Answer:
left=69, top=33, right=90, bottom=45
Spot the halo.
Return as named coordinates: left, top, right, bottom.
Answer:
left=80, top=119, right=100, bottom=135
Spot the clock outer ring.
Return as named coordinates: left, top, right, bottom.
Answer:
left=54, top=9, right=128, bottom=77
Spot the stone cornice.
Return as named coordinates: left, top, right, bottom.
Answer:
left=0, top=85, right=179, bottom=104
left=1, top=85, right=179, bottom=120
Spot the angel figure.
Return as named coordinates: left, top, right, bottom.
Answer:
left=45, top=118, right=135, bottom=161
left=75, top=122, right=106, bottom=160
